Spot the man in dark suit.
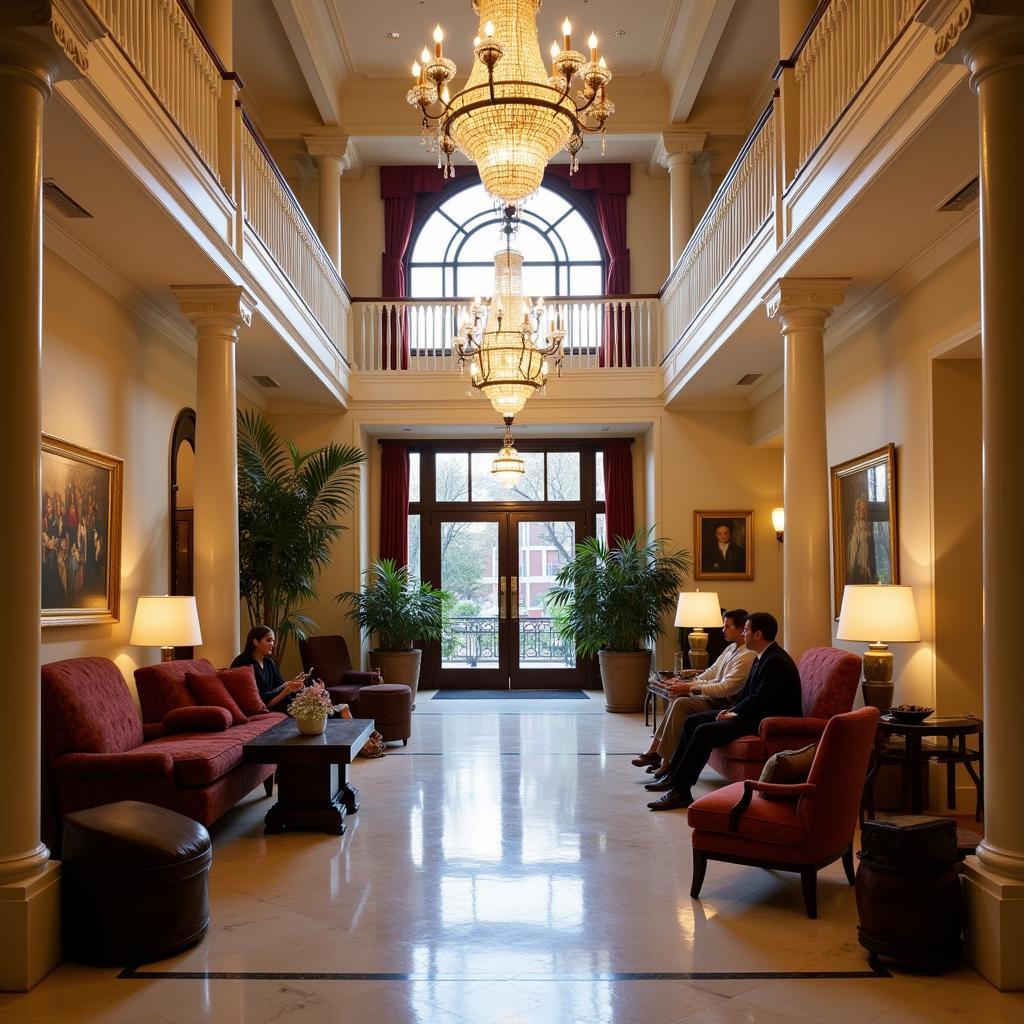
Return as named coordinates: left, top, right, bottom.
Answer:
left=647, top=612, right=802, bottom=810
left=704, top=522, right=745, bottom=573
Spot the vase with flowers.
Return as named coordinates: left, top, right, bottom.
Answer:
left=288, top=681, right=349, bottom=735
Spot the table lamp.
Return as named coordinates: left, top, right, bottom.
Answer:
left=130, top=595, right=203, bottom=662
left=836, top=584, right=920, bottom=711
left=674, top=590, right=722, bottom=671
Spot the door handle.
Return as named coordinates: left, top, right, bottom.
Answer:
left=499, top=576, right=507, bottom=620
left=510, top=576, right=518, bottom=620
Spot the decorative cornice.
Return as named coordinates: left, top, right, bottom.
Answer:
left=0, top=0, right=103, bottom=84
left=933, top=2, right=974, bottom=58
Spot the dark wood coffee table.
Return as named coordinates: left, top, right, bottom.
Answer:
left=242, top=717, right=374, bottom=835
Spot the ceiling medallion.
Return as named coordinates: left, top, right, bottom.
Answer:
left=407, top=0, right=615, bottom=204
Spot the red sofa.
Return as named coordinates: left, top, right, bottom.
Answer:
left=41, top=657, right=285, bottom=848
left=708, top=646, right=862, bottom=782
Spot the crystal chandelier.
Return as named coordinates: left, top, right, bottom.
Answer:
left=408, top=1, right=615, bottom=203
left=454, top=219, right=565, bottom=421
left=491, top=424, right=526, bottom=487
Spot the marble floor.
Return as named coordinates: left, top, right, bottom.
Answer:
left=3, top=694, right=1022, bottom=1023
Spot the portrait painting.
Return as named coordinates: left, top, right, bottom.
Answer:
left=694, top=511, right=753, bottom=580
left=41, top=435, right=123, bottom=626
left=830, top=443, right=898, bottom=614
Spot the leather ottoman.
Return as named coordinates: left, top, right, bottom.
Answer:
left=61, top=800, right=212, bottom=964
left=357, top=683, right=412, bottom=745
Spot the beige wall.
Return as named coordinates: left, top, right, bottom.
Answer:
left=628, top=165, right=670, bottom=294
left=40, top=251, right=199, bottom=695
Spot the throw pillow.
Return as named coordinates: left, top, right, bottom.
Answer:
left=185, top=672, right=249, bottom=725
left=217, top=665, right=269, bottom=715
left=163, top=705, right=232, bottom=734
left=758, top=743, right=816, bottom=796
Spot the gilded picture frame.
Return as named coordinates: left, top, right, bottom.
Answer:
left=694, top=511, right=754, bottom=580
left=41, top=434, right=123, bottom=627
left=830, top=443, right=898, bottom=615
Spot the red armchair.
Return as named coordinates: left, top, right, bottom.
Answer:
left=709, top=646, right=861, bottom=782
left=299, top=635, right=379, bottom=709
left=688, top=706, right=880, bottom=918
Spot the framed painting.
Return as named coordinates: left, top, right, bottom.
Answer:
left=694, top=511, right=754, bottom=580
left=41, top=434, right=123, bottom=626
left=830, top=443, right=898, bottom=614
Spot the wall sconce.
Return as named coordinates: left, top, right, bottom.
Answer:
left=771, top=507, right=785, bottom=543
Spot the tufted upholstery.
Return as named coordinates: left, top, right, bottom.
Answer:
left=299, top=635, right=380, bottom=708
left=689, top=707, right=880, bottom=917
left=709, top=647, right=862, bottom=782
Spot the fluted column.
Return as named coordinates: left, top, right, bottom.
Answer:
left=0, top=0, right=100, bottom=991
left=304, top=136, right=348, bottom=274
left=173, top=287, right=256, bottom=669
left=764, top=279, right=849, bottom=660
left=925, top=0, right=1024, bottom=990
left=657, top=131, right=706, bottom=268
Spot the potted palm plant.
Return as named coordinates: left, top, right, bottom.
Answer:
left=336, top=559, right=448, bottom=703
left=547, top=527, right=691, bottom=712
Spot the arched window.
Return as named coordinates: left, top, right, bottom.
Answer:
left=408, top=182, right=605, bottom=299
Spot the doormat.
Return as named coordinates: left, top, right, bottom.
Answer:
left=432, top=690, right=589, bottom=700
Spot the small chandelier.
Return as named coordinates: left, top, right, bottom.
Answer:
left=491, top=423, right=526, bottom=487
left=455, top=215, right=565, bottom=420
left=408, top=1, right=615, bottom=203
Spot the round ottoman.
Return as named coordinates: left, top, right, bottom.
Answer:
left=61, top=800, right=212, bottom=965
left=358, top=683, right=413, bottom=745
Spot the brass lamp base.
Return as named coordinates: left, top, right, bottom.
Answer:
left=688, top=628, right=710, bottom=671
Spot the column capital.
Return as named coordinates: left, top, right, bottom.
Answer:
left=920, top=0, right=1024, bottom=85
left=303, top=132, right=360, bottom=174
left=652, top=130, right=707, bottom=172
left=0, top=0, right=103, bottom=93
left=172, top=285, right=257, bottom=332
left=764, top=277, right=851, bottom=324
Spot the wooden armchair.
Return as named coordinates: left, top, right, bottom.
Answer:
left=688, top=707, right=880, bottom=918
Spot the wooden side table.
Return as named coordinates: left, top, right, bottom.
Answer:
left=863, top=716, right=983, bottom=821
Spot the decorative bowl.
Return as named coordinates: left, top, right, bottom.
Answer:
left=888, top=705, right=934, bottom=723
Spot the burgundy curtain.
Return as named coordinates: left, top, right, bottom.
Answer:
left=379, top=444, right=410, bottom=567
left=603, top=440, right=634, bottom=550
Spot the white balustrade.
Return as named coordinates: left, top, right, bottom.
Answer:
left=662, top=107, right=777, bottom=353
left=796, top=0, right=919, bottom=167
left=241, top=121, right=348, bottom=355
left=351, top=297, right=660, bottom=373
left=88, top=0, right=222, bottom=176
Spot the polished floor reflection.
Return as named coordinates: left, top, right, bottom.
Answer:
left=3, top=695, right=1023, bottom=1023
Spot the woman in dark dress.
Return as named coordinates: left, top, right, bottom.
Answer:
left=231, top=625, right=307, bottom=711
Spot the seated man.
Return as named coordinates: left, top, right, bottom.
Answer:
left=646, top=612, right=801, bottom=810
left=631, top=608, right=753, bottom=775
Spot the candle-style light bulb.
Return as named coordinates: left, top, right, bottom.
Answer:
left=421, top=46, right=431, bottom=65
left=550, top=40, right=560, bottom=61
left=473, top=35, right=481, bottom=47
left=588, top=32, right=598, bottom=61
left=433, top=23, right=444, bottom=58
left=562, top=18, right=572, bottom=49
left=412, top=60, right=420, bottom=79
left=599, top=55, right=607, bottom=69
left=441, top=83, right=450, bottom=103
left=484, top=20, right=495, bottom=38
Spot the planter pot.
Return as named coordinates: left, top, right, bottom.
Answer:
left=369, top=649, right=423, bottom=707
left=296, top=715, right=327, bottom=735
left=598, top=650, right=652, bottom=713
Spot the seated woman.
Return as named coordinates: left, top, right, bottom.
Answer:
left=232, top=625, right=350, bottom=716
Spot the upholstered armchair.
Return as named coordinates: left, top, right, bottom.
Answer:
left=299, top=635, right=379, bottom=709
left=688, top=706, right=880, bottom=918
left=709, top=646, right=862, bottom=782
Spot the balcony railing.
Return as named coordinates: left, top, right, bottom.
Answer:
left=795, top=0, right=921, bottom=168
left=241, top=116, right=349, bottom=356
left=88, top=0, right=222, bottom=177
left=351, top=296, right=660, bottom=372
left=441, top=616, right=574, bottom=667
left=662, top=103, right=777, bottom=352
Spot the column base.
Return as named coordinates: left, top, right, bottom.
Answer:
left=962, top=855, right=1024, bottom=990
left=0, top=861, right=61, bottom=991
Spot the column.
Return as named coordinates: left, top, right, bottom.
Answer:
left=926, top=0, right=1024, bottom=990
left=173, top=287, right=256, bottom=669
left=764, top=279, right=849, bottom=661
left=195, top=0, right=233, bottom=68
left=304, top=136, right=349, bottom=274
left=0, top=0, right=99, bottom=991
left=657, top=131, right=706, bottom=268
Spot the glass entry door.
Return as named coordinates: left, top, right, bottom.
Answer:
left=429, top=511, right=585, bottom=690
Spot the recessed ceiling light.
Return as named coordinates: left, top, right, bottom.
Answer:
left=601, top=426, right=610, bottom=432
left=386, top=31, right=400, bottom=39
left=614, top=29, right=626, bottom=37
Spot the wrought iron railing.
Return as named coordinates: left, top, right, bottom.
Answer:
left=441, top=616, right=574, bottom=666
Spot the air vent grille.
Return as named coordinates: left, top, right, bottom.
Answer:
left=938, top=177, right=979, bottom=212
left=43, top=179, right=93, bottom=219
left=252, top=375, right=280, bottom=389
left=735, top=373, right=762, bottom=387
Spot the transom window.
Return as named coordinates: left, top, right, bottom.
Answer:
left=408, top=183, right=605, bottom=299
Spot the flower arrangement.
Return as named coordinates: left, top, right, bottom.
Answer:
left=288, top=682, right=346, bottom=721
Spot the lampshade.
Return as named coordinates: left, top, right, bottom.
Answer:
left=674, top=591, right=722, bottom=629
left=130, top=595, right=203, bottom=648
left=771, top=507, right=785, bottom=534
left=836, top=585, right=920, bottom=642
